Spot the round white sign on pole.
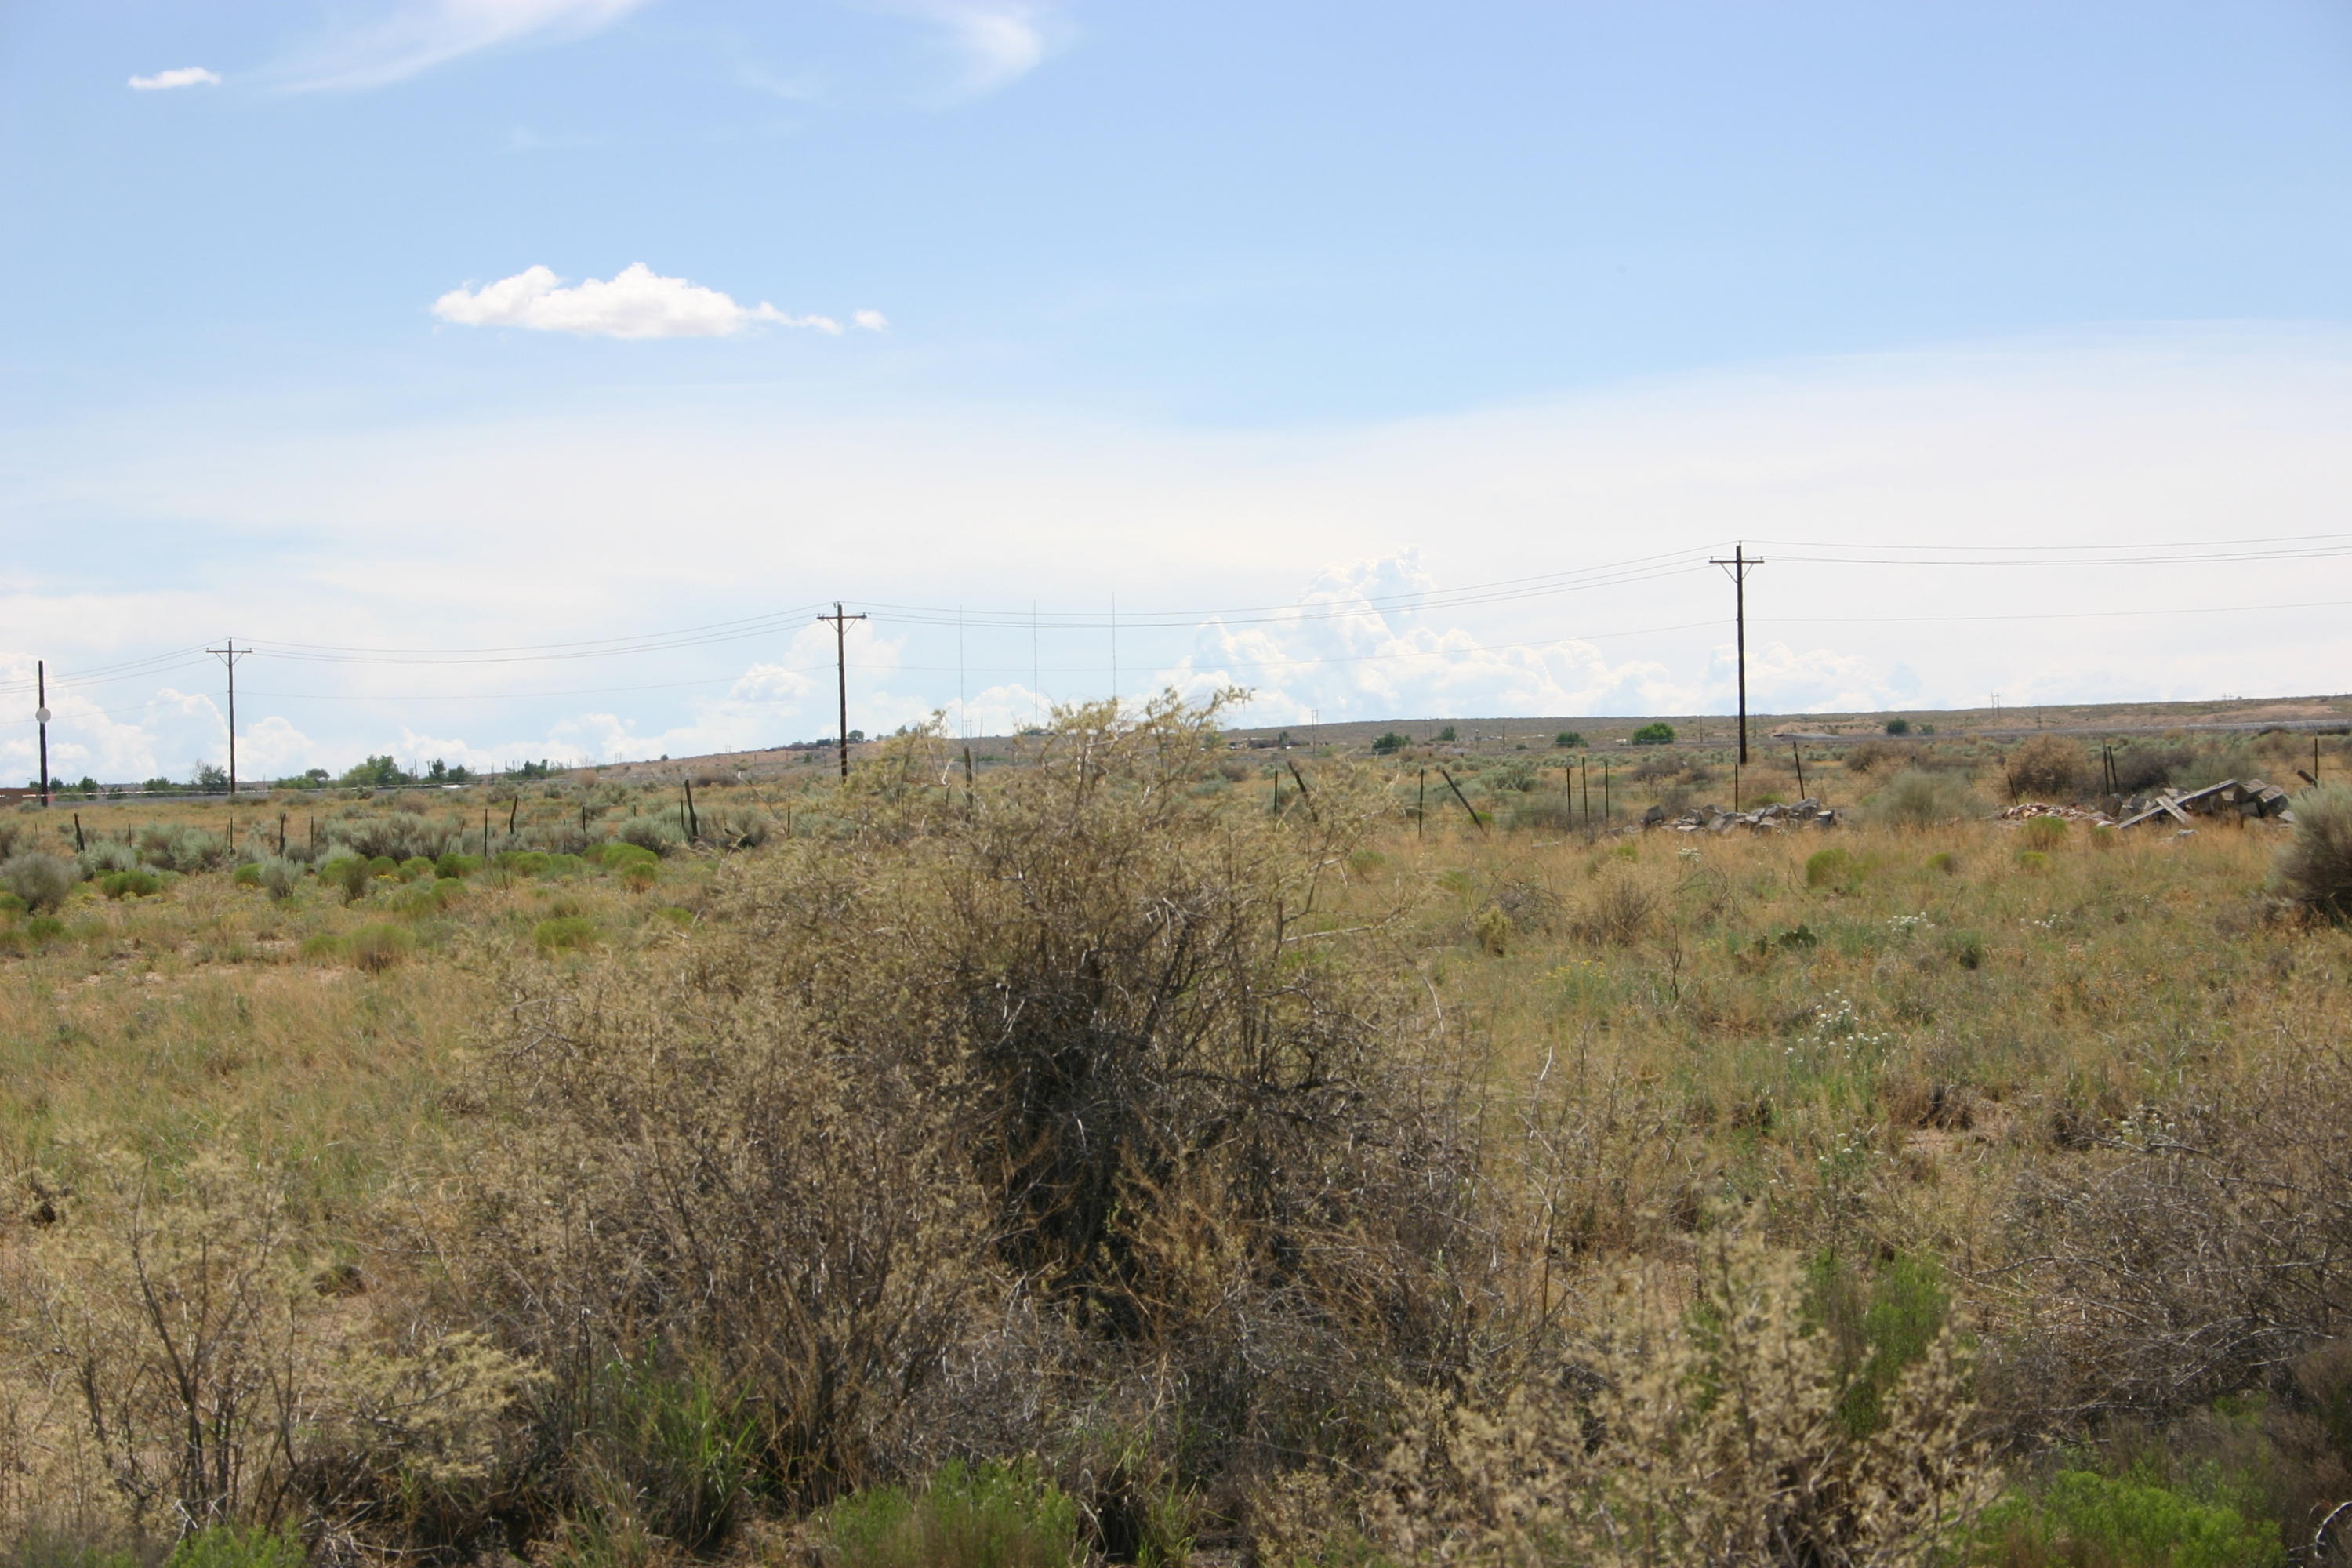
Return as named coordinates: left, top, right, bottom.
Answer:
left=34, top=708, right=50, bottom=724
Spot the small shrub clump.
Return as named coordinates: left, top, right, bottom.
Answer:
left=2275, top=782, right=2352, bottom=920
left=533, top=915, right=600, bottom=953
left=820, top=1460, right=1083, bottom=1568
left=1, top=851, right=80, bottom=913
left=347, top=923, right=415, bottom=972
left=1630, top=721, right=1675, bottom=745
left=1868, top=768, right=1979, bottom=828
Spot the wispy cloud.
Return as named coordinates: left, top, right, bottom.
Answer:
left=916, top=1, right=1048, bottom=96
left=275, top=0, right=652, bottom=92
left=431, top=263, right=885, bottom=339
left=128, top=67, right=221, bottom=91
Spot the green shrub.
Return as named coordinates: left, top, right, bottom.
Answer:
left=1631, top=722, right=1675, bottom=746
left=534, top=915, right=600, bottom=953
left=99, top=869, right=162, bottom=900
left=321, top=855, right=372, bottom=904
left=77, top=840, right=140, bottom=876
left=615, top=815, right=681, bottom=856
left=2016, top=849, right=2052, bottom=874
left=434, top=851, right=481, bottom=880
left=165, top=1525, right=307, bottom=1568
left=2020, top=816, right=2068, bottom=851
left=0, top=889, right=24, bottom=916
left=24, top=914, right=65, bottom=942
left=365, top=855, right=399, bottom=881
left=1974, top=1468, right=2282, bottom=1568
left=1435, top=724, right=1457, bottom=742
left=1927, top=851, right=1958, bottom=876
left=821, top=1459, right=1083, bottom=1568
left=347, top=923, right=414, bottom=973
left=1884, top=717, right=1911, bottom=735
left=2276, top=782, right=2352, bottom=919
left=258, top=857, right=300, bottom=900
left=1869, top=768, right=1979, bottom=828
left=566, top=1355, right=755, bottom=1552
left=231, top=862, right=263, bottom=888
left=1371, top=732, right=1409, bottom=755
left=1, top=851, right=79, bottom=913
left=1554, top=730, right=1585, bottom=748
left=1804, top=1251, right=1949, bottom=1437
left=1944, top=929, right=1987, bottom=970
left=398, top=855, right=436, bottom=882
left=1805, top=847, right=1857, bottom=890
left=299, top=932, right=347, bottom=963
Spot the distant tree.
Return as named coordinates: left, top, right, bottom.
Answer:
left=339, top=754, right=410, bottom=788
left=193, top=762, right=230, bottom=791
left=1372, top=732, right=1409, bottom=755
left=1436, top=724, right=1458, bottom=742
left=1885, top=717, right=1912, bottom=736
left=74, top=776, right=99, bottom=795
left=1554, top=731, right=1585, bottom=748
left=140, top=776, right=178, bottom=795
left=514, top=759, right=559, bottom=779
left=1918, top=723, right=1936, bottom=735
left=1631, top=723, right=1676, bottom=746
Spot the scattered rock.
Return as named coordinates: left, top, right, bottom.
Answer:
left=1649, top=797, right=1841, bottom=833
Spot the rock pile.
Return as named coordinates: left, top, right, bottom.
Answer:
left=2117, top=778, right=2295, bottom=830
left=1644, top=797, right=1842, bottom=834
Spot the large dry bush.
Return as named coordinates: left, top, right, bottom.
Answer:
left=1993, top=1040, right=2352, bottom=1428
left=5, top=1153, right=532, bottom=1549
left=2001, top=735, right=2089, bottom=801
left=1357, top=1234, right=1996, bottom=1567
left=443, top=695, right=1504, bottom=1528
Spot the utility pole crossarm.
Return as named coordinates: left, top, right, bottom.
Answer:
left=815, top=604, right=868, bottom=779
left=1708, top=544, right=1764, bottom=764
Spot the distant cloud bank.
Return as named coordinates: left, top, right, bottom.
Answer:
left=129, top=67, right=221, bottom=90
left=430, top=263, right=887, bottom=340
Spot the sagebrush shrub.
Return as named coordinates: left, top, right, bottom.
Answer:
left=2276, top=783, right=2352, bottom=918
left=1868, top=768, right=1979, bottom=828
left=0, top=852, right=78, bottom=913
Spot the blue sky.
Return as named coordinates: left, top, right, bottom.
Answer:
left=4, top=2, right=2351, bottom=780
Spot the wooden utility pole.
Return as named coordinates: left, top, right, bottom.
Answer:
left=816, top=603, right=867, bottom=779
left=1708, top=544, right=1762, bottom=764
left=205, top=641, right=248, bottom=797
left=34, top=660, right=49, bottom=808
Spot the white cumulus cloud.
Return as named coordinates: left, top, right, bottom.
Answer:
left=129, top=67, right=222, bottom=90
left=432, top=263, right=854, bottom=339
left=853, top=310, right=890, bottom=332
left=276, top=0, right=652, bottom=92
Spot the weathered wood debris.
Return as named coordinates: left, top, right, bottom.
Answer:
left=1643, top=797, right=1842, bottom=833
left=2116, top=778, right=2295, bottom=830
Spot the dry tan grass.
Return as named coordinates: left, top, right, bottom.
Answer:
left=2, top=729, right=2347, bottom=1563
